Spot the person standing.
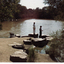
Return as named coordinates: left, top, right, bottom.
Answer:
left=33, top=22, right=35, bottom=34
left=39, top=26, right=43, bottom=36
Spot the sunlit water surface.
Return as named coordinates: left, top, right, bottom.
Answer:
left=0, top=19, right=64, bottom=38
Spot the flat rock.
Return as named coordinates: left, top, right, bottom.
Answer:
left=23, top=40, right=32, bottom=45
left=39, top=34, right=49, bottom=38
left=15, top=34, right=21, bottom=38
left=23, top=40, right=31, bottom=42
left=29, top=33, right=38, bottom=35
left=9, top=42, right=22, bottom=47
left=12, top=45, right=24, bottom=49
left=9, top=42, right=24, bottom=49
left=46, top=37, right=53, bottom=41
left=32, top=38, right=45, bottom=42
left=10, top=50, right=27, bottom=62
left=28, top=33, right=38, bottom=38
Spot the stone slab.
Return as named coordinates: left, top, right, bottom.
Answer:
left=10, top=50, right=27, bottom=62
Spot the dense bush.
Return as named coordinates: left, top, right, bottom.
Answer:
left=46, top=30, right=64, bottom=62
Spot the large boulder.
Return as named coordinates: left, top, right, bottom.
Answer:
left=32, top=38, right=48, bottom=47
left=10, top=50, right=27, bottom=62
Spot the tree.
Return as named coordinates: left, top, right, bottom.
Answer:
left=44, top=0, right=62, bottom=8
left=44, top=0, right=64, bottom=20
left=0, top=0, right=20, bottom=22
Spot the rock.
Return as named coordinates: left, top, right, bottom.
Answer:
left=46, top=37, right=53, bottom=41
left=9, top=33, right=15, bottom=38
left=15, top=34, right=21, bottom=38
left=9, top=42, right=24, bottom=49
left=23, top=40, right=32, bottom=45
left=32, top=38, right=45, bottom=42
left=9, top=42, right=22, bottom=47
left=28, top=33, right=38, bottom=38
left=10, top=50, right=27, bottom=62
left=39, top=34, right=49, bottom=38
left=22, top=36, right=29, bottom=37
left=8, top=44, right=16, bottom=46
left=12, top=45, right=24, bottom=49
left=32, top=38, right=48, bottom=47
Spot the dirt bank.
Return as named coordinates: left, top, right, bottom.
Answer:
left=0, top=37, right=55, bottom=62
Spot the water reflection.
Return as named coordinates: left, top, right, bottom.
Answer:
left=35, top=45, right=50, bottom=54
left=0, top=19, right=64, bottom=38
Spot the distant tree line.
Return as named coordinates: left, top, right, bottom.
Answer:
left=14, top=5, right=58, bottom=20
left=16, top=0, right=64, bottom=21
left=0, top=0, right=64, bottom=22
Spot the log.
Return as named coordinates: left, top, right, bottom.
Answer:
left=10, top=50, right=27, bottom=62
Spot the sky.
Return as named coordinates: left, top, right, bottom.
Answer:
left=19, top=0, right=48, bottom=9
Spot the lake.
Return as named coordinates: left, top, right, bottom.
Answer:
left=0, top=19, right=64, bottom=38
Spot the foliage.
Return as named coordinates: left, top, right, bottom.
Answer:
left=46, top=30, right=64, bottom=62
left=44, top=0, right=62, bottom=8
left=0, top=0, right=64, bottom=21
left=44, top=0, right=64, bottom=21
left=0, top=0, right=20, bottom=22
left=27, top=47, right=36, bottom=62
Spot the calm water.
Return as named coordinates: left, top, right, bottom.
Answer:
left=0, top=19, right=64, bottom=38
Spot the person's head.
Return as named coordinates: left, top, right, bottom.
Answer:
left=40, top=26, right=42, bottom=28
left=34, top=22, right=35, bottom=24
